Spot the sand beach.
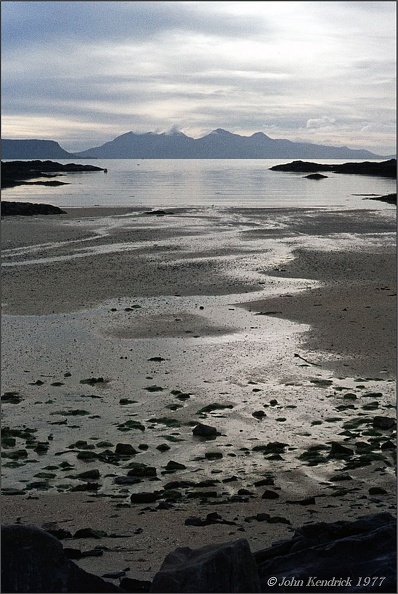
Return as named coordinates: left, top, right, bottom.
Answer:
left=1, top=204, right=396, bottom=584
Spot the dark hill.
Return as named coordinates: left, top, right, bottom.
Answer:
left=2, top=139, right=78, bottom=160
left=77, top=129, right=385, bottom=160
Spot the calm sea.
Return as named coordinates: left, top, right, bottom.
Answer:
left=2, top=159, right=395, bottom=210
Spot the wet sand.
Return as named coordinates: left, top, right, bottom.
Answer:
left=1, top=205, right=396, bottom=584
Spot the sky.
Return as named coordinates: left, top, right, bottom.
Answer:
left=1, top=1, right=396, bottom=155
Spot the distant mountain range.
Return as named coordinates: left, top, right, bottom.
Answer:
left=2, top=129, right=392, bottom=160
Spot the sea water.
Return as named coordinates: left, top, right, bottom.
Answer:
left=2, top=159, right=395, bottom=210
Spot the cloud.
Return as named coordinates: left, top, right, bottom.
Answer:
left=306, top=117, right=336, bottom=129
left=1, top=1, right=396, bottom=154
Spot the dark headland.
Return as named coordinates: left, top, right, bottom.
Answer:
left=270, top=159, right=396, bottom=178
left=1, top=159, right=107, bottom=189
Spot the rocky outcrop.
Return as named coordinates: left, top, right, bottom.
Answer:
left=270, top=159, right=396, bottom=178
left=1, top=160, right=106, bottom=188
left=255, top=512, right=396, bottom=592
left=1, top=201, right=67, bottom=216
left=1, top=524, right=120, bottom=593
left=150, top=538, right=261, bottom=593
left=2, top=513, right=396, bottom=593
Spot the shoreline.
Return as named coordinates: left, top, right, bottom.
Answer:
left=2, top=204, right=396, bottom=582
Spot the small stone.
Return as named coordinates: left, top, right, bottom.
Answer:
left=373, top=416, right=396, bottom=430
left=115, top=443, right=138, bottom=456
left=130, top=492, right=159, bottom=504
left=262, top=490, right=279, bottom=499
left=369, top=487, right=388, bottom=495
left=252, top=411, right=267, bottom=419
left=381, top=440, right=396, bottom=450
left=192, top=423, right=220, bottom=438
left=329, top=442, right=354, bottom=458
left=205, top=452, right=223, bottom=460
left=165, top=460, right=186, bottom=471
left=74, top=528, right=107, bottom=539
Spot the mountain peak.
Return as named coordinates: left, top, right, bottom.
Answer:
left=209, top=128, right=235, bottom=136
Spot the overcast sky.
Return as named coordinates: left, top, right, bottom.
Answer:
left=1, top=1, right=396, bottom=154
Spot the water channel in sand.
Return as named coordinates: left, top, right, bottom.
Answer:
left=2, top=205, right=396, bottom=506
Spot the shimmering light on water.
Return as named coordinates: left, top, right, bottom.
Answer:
left=2, top=159, right=395, bottom=210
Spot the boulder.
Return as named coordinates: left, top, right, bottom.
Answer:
left=192, top=423, right=220, bottom=438
left=150, top=538, right=260, bottom=593
left=255, top=512, right=396, bottom=592
left=1, top=524, right=120, bottom=592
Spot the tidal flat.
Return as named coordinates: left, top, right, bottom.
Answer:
left=1, top=205, right=396, bottom=581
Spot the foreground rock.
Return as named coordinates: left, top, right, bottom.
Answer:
left=270, top=159, right=396, bottom=178
left=151, top=538, right=260, bottom=593
left=255, top=512, right=396, bottom=592
left=1, top=525, right=120, bottom=593
left=1, top=201, right=67, bottom=216
left=2, top=513, right=395, bottom=592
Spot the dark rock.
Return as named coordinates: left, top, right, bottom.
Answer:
left=74, top=527, right=107, bottom=539
left=255, top=512, right=396, bottom=593
left=46, top=527, right=73, bottom=540
left=192, top=423, right=220, bottom=438
left=205, top=451, right=223, bottom=459
left=76, top=469, right=101, bottom=480
left=368, top=487, right=388, bottom=495
left=286, top=496, right=316, bottom=506
left=71, top=482, right=100, bottom=492
left=1, top=524, right=120, bottom=592
left=150, top=538, right=260, bottom=592
left=1, top=201, right=67, bottom=217
left=262, top=490, right=280, bottom=499
left=130, top=492, right=159, bottom=504
left=186, top=490, right=218, bottom=499
left=329, top=442, right=354, bottom=458
left=270, top=159, right=396, bottom=178
left=114, top=476, right=142, bottom=485
left=380, top=440, right=396, bottom=450
left=373, top=416, right=396, bottom=430
left=64, top=547, right=83, bottom=559
left=115, top=443, right=138, bottom=456
left=252, top=410, right=267, bottom=419
left=127, top=463, right=157, bottom=477
left=164, top=460, right=186, bottom=471
left=304, top=173, right=328, bottom=179
left=184, top=516, right=206, bottom=527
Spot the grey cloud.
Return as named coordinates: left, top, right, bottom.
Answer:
left=2, top=1, right=271, bottom=52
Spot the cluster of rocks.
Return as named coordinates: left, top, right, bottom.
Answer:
left=2, top=512, right=395, bottom=593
